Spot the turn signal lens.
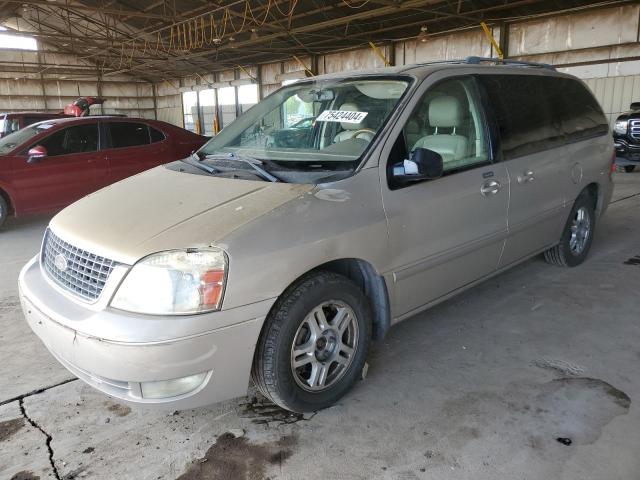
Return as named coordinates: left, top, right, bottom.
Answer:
left=201, top=269, right=225, bottom=310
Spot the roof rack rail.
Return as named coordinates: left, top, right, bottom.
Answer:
left=465, top=56, right=556, bottom=71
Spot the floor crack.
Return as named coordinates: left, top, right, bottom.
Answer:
left=611, top=191, right=640, bottom=204
left=0, top=378, right=78, bottom=407
left=19, top=398, right=62, bottom=480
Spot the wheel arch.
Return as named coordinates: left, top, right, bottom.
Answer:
left=0, top=185, right=14, bottom=216
left=264, top=258, right=392, bottom=341
left=582, top=182, right=600, bottom=215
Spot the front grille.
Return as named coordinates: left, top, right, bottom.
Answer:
left=630, top=119, right=640, bottom=140
left=42, top=229, right=116, bottom=301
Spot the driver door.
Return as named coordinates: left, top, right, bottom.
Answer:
left=380, top=75, right=509, bottom=318
left=11, top=123, right=101, bottom=213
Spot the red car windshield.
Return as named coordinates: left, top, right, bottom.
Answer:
left=0, top=122, right=56, bottom=155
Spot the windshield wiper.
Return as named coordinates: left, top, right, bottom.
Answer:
left=203, top=153, right=281, bottom=183
left=178, top=152, right=219, bottom=175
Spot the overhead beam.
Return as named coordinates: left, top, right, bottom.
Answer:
left=3, top=0, right=174, bottom=19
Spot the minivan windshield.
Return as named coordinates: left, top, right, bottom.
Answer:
left=198, top=77, right=410, bottom=173
left=0, top=122, right=55, bottom=155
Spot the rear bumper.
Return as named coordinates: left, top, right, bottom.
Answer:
left=19, top=256, right=271, bottom=409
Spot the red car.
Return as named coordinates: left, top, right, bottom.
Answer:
left=0, top=116, right=208, bottom=228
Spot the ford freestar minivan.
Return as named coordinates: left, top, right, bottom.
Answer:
left=19, top=58, right=614, bottom=413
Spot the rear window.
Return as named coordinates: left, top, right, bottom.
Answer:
left=480, top=75, right=607, bottom=160
left=108, top=122, right=150, bottom=148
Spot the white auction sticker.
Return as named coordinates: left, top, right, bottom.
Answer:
left=316, top=110, right=368, bottom=124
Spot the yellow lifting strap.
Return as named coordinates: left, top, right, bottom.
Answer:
left=368, top=41, right=391, bottom=67
left=480, top=21, right=504, bottom=60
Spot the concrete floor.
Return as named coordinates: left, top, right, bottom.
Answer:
left=1, top=173, right=640, bottom=480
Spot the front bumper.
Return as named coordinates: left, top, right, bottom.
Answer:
left=19, top=256, right=272, bottom=409
left=614, top=138, right=640, bottom=165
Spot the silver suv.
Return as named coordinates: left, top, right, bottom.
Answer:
left=19, top=58, right=614, bottom=413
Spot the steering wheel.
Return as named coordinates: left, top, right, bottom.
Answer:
left=348, top=128, right=376, bottom=139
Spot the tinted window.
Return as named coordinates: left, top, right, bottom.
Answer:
left=556, top=79, right=608, bottom=141
left=109, top=122, right=150, bottom=148
left=480, top=75, right=565, bottom=160
left=38, top=124, right=98, bottom=156
left=150, top=126, right=165, bottom=143
left=481, top=75, right=608, bottom=160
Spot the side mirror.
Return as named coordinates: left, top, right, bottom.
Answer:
left=630, top=102, right=640, bottom=111
left=393, top=147, right=443, bottom=181
left=27, top=145, right=47, bottom=163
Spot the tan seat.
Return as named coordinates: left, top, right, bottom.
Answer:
left=405, top=118, right=422, bottom=149
left=333, top=102, right=375, bottom=143
left=413, top=96, right=468, bottom=163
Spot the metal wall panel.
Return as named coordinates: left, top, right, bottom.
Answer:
left=218, top=70, right=235, bottom=81
left=584, top=75, right=640, bottom=126
left=322, top=48, right=385, bottom=73
left=157, top=107, right=182, bottom=126
left=509, top=5, right=639, bottom=56
left=409, top=30, right=493, bottom=63
left=261, top=62, right=281, bottom=84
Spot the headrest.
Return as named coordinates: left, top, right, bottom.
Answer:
left=339, top=102, right=365, bottom=130
left=429, top=96, right=462, bottom=128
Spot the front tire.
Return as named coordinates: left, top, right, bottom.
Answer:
left=624, top=165, right=636, bottom=173
left=0, top=194, right=8, bottom=230
left=544, top=192, right=595, bottom=267
left=251, top=271, right=372, bottom=413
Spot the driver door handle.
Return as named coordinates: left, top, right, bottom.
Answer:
left=480, top=180, right=501, bottom=196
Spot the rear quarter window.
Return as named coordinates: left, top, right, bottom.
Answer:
left=108, top=122, right=150, bottom=148
left=556, top=78, right=608, bottom=141
left=150, top=126, right=165, bottom=143
left=480, top=74, right=608, bottom=161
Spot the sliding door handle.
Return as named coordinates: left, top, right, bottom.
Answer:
left=517, top=170, right=535, bottom=184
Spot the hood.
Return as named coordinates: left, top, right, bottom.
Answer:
left=50, top=166, right=313, bottom=264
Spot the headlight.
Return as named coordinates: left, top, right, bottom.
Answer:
left=614, top=120, right=628, bottom=135
left=111, top=249, right=227, bottom=315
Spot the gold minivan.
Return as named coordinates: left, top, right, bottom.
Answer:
left=20, top=58, right=614, bottom=412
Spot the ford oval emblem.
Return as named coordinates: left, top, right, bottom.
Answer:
left=54, top=254, right=68, bottom=272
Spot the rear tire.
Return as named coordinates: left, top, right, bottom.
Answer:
left=251, top=271, right=372, bottom=413
left=544, top=192, right=595, bottom=267
left=624, top=165, right=636, bottom=173
left=0, top=194, right=8, bottom=230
